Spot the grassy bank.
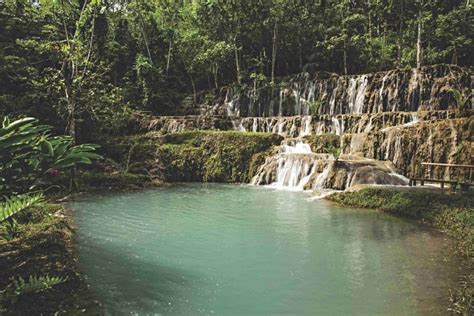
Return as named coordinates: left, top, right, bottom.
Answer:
left=155, top=131, right=282, bottom=183
left=327, top=187, right=473, bottom=313
left=80, top=131, right=282, bottom=188
left=0, top=203, right=102, bottom=315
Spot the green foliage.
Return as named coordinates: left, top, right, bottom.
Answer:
left=447, top=88, right=470, bottom=111
left=0, top=117, right=102, bottom=194
left=1, top=0, right=472, bottom=136
left=305, top=133, right=340, bottom=154
left=0, top=194, right=43, bottom=225
left=326, top=145, right=342, bottom=160
left=1, top=275, right=67, bottom=305
left=308, top=100, right=322, bottom=114
left=155, top=131, right=282, bottom=183
left=325, top=145, right=342, bottom=161
left=0, top=194, right=44, bottom=241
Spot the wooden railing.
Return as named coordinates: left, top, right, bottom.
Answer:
left=409, top=162, right=474, bottom=190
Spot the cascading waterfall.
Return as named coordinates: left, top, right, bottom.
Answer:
left=254, top=138, right=329, bottom=191
left=219, top=65, right=468, bottom=117
left=143, top=65, right=470, bottom=190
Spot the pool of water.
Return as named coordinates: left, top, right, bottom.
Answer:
left=71, top=184, right=462, bottom=315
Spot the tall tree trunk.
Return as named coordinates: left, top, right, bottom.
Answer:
left=65, top=83, right=76, bottom=142
left=207, top=73, right=211, bottom=89
left=166, top=40, right=172, bottom=77
left=342, top=0, right=348, bottom=75
left=271, top=22, right=278, bottom=84
left=367, top=0, right=372, bottom=41
left=213, top=64, right=219, bottom=89
left=397, top=0, right=404, bottom=67
left=136, top=6, right=153, bottom=64
left=343, top=39, right=348, bottom=75
left=234, top=39, right=241, bottom=85
left=416, top=2, right=423, bottom=69
left=189, top=72, right=197, bottom=105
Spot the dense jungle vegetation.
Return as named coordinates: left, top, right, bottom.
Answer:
left=0, top=0, right=473, bottom=313
left=0, top=0, right=473, bottom=143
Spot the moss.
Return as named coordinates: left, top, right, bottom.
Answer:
left=89, top=130, right=281, bottom=186
left=304, top=133, right=340, bottom=153
left=78, top=171, right=151, bottom=190
left=98, top=134, right=158, bottom=169
left=248, top=148, right=275, bottom=180
left=0, top=204, right=102, bottom=315
left=155, top=131, right=283, bottom=183
left=327, top=188, right=474, bottom=314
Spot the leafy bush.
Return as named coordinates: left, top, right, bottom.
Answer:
left=0, top=117, right=102, bottom=194
left=325, top=144, right=342, bottom=161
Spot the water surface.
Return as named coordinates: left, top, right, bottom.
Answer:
left=72, top=184, right=461, bottom=315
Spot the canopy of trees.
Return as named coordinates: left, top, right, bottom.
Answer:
left=0, top=0, right=472, bottom=140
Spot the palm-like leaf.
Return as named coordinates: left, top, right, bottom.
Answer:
left=0, top=194, right=44, bottom=223
left=0, top=117, right=102, bottom=193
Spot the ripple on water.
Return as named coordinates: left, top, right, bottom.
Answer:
left=71, top=184, right=464, bottom=315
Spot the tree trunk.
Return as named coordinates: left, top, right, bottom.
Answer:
left=65, top=84, right=76, bottom=143
left=136, top=8, right=153, bottom=64
left=189, top=73, right=197, bottom=105
left=213, top=64, right=219, bottom=89
left=343, top=39, right=348, bottom=75
left=452, top=46, right=458, bottom=65
left=234, top=40, right=241, bottom=85
left=271, top=21, right=278, bottom=84
left=416, top=3, right=423, bottom=69
left=397, top=0, right=404, bottom=67
left=166, top=40, right=172, bottom=77
left=367, top=0, right=372, bottom=41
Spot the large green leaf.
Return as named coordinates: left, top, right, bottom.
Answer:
left=0, top=194, right=44, bottom=223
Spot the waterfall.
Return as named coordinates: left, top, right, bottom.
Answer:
left=299, top=116, right=312, bottom=137
left=272, top=154, right=317, bottom=190
left=281, top=139, right=312, bottom=153
left=167, top=119, right=184, bottom=133
left=331, top=117, right=342, bottom=135
left=217, top=65, right=468, bottom=118
left=378, top=74, right=388, bottom=112
left=252, top=138, right=324, bottom=191
left=354, top=75, right=368, bottom=114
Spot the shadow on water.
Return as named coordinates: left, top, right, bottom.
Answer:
left=77, top=237, right=197, bottom=315
left=73, top=184, right=467, bottom=315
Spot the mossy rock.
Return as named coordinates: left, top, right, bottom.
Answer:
left=155, top=131, right=282, bottom=183
left=78, top=171, right=151, bottom=190
left=304, top=133, right=340, bottom=153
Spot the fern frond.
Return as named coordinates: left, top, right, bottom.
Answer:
left=12, top=275, right=67, bottom=295
left=1, top=275, right=67, bottom=303
left=0, top=194, right=44, bottom=223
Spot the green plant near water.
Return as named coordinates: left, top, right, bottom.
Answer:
left=325, top=144, right=342, bottom=161
left=308, top=100, right=323, bottom=114
left=447, top=88, right=470, bottom=112
left=0, top=194, right=44, bottom=240
left=0, top=275, right=67, bottom=305
left=0, top=117, right=102, bottom=193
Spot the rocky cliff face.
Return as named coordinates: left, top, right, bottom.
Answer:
left=137, top=64, right=472, bottom=191
left=342, top=117, right=473, bottom=180
left=219, top=64, right=471, bottom=117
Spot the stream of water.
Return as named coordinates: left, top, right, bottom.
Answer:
left=72, top=184, right=462, bottom=315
